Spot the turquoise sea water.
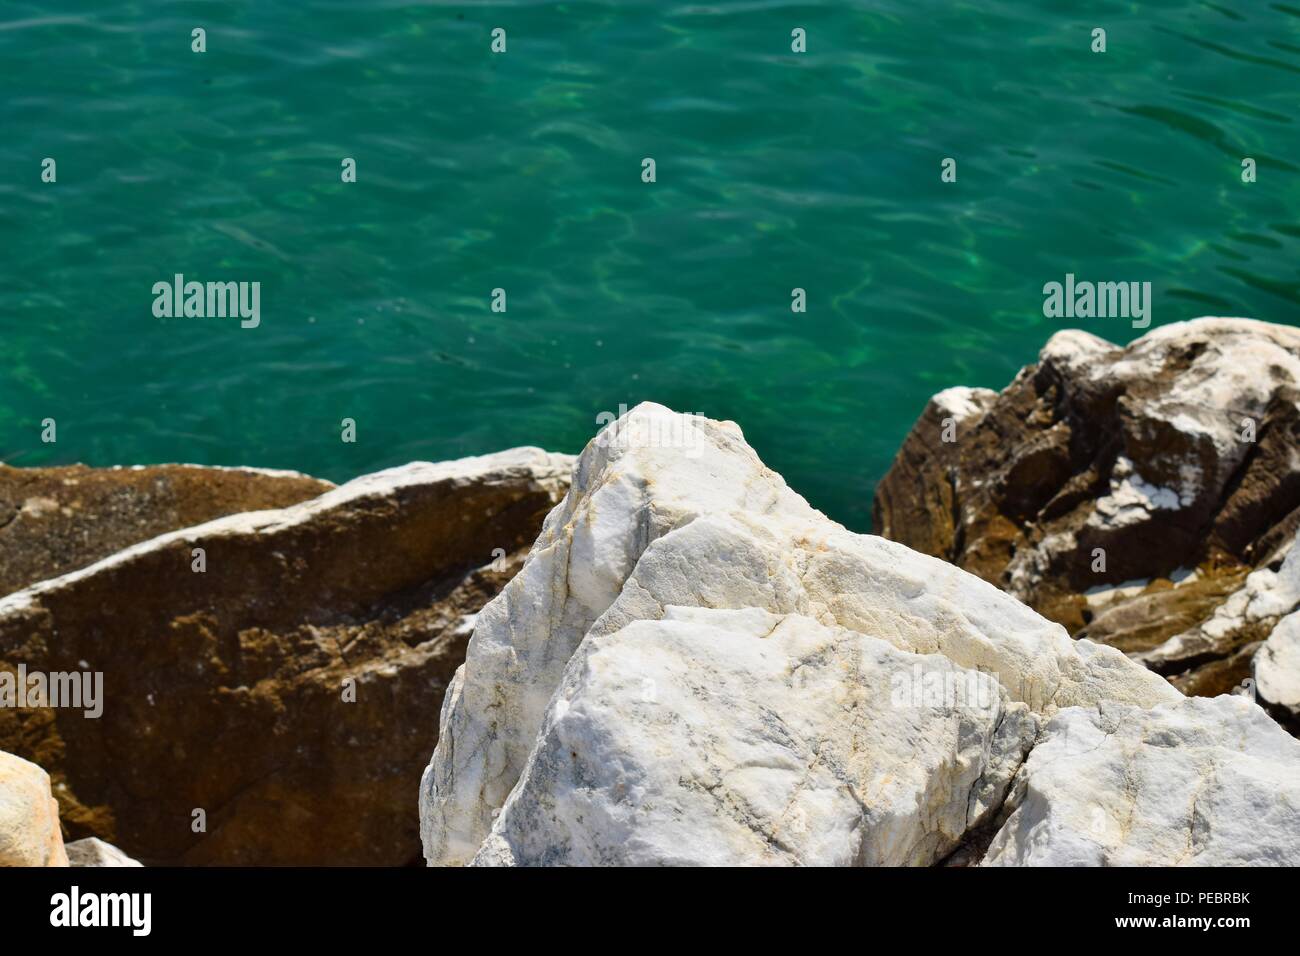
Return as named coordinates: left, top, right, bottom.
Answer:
left=2, top=2, right=1298, bottom=530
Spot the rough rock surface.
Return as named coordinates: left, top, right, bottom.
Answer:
left=0, top=463, right=333, bottom=597
left=874, top=318, right=1300, bottom=706
left=473, top=606, right=1037, bottom=866
left=1256, top=611, right=1300, bottom=729
left=65, top=837, right=143, bottom=867
left=0, top=750, right=69, bottom=866
left=1143, top=534, right=1300, bottom=706
left=420, top=403, right=1178, bottom=866
left=984, top=695, right=1300, bottom=866
left=0, top=448, right=573, bottom=865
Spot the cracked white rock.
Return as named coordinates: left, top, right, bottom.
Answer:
left=983, top=695, right=1300, bottom=866
left=420, top=403, right=1178, bottom=866
left=470, top=606, right=1035, bottom=866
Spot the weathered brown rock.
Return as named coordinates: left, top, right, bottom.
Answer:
left=874, top=318, right=1300, bottom=709
left=0, top=449, right=573, bottom=865
left=0, top=750, right=69, bottom=866
left=0, top=463, right=333, bottom=597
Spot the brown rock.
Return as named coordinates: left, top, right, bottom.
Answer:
left=874, top=318, right=1300, bottom=710
left=1076, top=567, right=1248, bottom=657
left=1171, top=642, right=1260, bottom=699
left=0, top=463, right=333, bottom=597
left=0, top=449, right=573, bottom=865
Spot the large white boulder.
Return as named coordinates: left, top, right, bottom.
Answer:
left=420, top=403, right=1178, bottom=866
left=983, top=695, right=1300, bottom=866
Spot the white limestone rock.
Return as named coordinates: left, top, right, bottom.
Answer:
left=65, top=837, right=143, bottom=868
left=470, top=606, right=1036, bottom=866
left=1256, top=612, right=1300, bottom=718
left=420, top=403, right=1177, bottom=866
left=1036, top=328, right=1117, bottom=375
left=983, top=695, right=1300, bottom=866
left=932, top=386, right=997, bottom=425
left=0, top=751, right=68, bottom=867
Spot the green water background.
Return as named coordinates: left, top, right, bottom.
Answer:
left=2, top=1, right=1298, bottom=530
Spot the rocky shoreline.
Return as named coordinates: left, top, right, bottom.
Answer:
left=3, top=317, right=1299, bottom=866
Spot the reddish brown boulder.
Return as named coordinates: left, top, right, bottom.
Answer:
left=0, top=463, right=333, bottom=597
left=0, top=449, right=573, bottom=865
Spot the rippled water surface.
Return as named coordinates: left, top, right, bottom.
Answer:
left=3, top=2, right=1298, bottom=528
